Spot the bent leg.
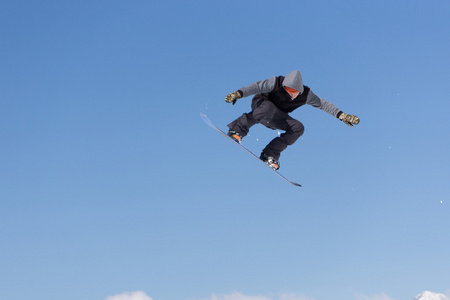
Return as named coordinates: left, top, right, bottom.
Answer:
left=227, top=98, right=274, bottom=136
left=227, top=99, right=305, bottom=160
left=227, top=113, right=257, bottom=137
left=262, top=116, right=305, bottom=161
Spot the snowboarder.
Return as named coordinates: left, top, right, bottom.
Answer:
left=225, top=70, right=360, bottom=170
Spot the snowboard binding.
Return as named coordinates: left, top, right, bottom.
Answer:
left=260, top=153, right=280, bottom=170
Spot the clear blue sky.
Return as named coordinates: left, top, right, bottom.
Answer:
left=1, top=1, right=449, bottom=300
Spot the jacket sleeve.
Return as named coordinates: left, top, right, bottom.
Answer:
left=306, top=90, right=342, bottom=118
left=239, top=76, right=277, bottom=97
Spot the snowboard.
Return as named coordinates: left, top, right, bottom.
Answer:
left=200, top=112, right=302, bottom=187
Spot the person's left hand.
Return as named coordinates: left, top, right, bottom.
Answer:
left=339, top=113, right=360, bottom=127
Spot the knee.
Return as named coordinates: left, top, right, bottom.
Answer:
left=291, top=120, right=305, bottom=137
left=282, top=120, right=304, bottom=146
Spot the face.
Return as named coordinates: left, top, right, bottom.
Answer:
left=284, top=86, right=300, bottom=99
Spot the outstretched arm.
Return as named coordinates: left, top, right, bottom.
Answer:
left=306, top=90, right=341, bottom=117
left=225, top=76, right=277, bottom=105
left=306, top=90, right=360, bottom=126
left=238, top=76, right=277, bottom=97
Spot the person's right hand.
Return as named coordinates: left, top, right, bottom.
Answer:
left=225, top=91, right=243, bottom=105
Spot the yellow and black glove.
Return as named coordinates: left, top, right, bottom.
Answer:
left=338, top=112, right=360, bottom=127
left=225, top=90, right=243, bottom=105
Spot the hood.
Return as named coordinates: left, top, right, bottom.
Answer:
left=282, top=70, right=304, bottom=94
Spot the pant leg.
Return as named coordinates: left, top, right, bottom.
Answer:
left=262, top=117, right=304, bottom=160
left=227, top=97, right=271, bottom=136
left=227, top=113, right=257, bottom=137
left=228, top=99, right=304, bottom=160
left=253, top=100, right=304, bottom=160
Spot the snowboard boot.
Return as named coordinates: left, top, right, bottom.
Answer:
left=260, top=153, right=280, bottom=170
left=227, top=130, right=242, bottom=144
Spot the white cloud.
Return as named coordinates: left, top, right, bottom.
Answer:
left=209, top=292, right=272, bottom=300
left=105, top=291, right=153, bottom=300
left=414, top=291, right=450, bottom=300
left=354, top=292, right=395, bottom=300
left=279, top=293, right=315, bottom=300
left=353, top=290, right=450, bottom=300
left=103, top=290, right=450, bottom=300
left=206, top=292, right=314, bottom=300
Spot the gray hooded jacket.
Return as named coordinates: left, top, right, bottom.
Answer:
left=238, top=70, right=341, bottom=117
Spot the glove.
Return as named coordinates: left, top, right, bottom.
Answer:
left=338, top=112, right=360, bottom=127
left=225, top=90, right=243, bottom=105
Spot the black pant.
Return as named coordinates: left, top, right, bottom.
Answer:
left=228, top=98, right=304, bottom=160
